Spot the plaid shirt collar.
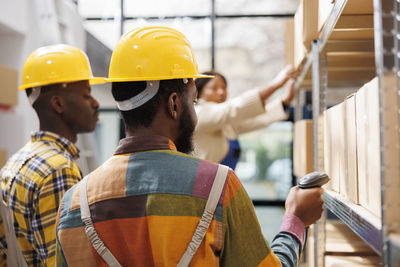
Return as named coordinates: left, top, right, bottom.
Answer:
left=30, top=131, right=80, bottom=160
left=114, top=135, right=177, bottom=155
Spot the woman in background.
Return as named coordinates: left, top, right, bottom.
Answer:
left=193, top=66, right=296, bottom=169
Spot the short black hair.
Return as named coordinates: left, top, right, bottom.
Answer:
left=195, top=71, right=227, bottom=98
left=112, top=79, right=187, bottom=131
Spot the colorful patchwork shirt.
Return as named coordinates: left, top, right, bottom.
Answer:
left=56, top=135, right=304, bottom=266
left=0, top=131, right=81, bottom=266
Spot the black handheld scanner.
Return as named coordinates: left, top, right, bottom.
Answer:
left=298, top=171, right=330, bottom=189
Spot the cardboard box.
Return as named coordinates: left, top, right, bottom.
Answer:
left=285, top=18, right=294, bottom=65
left=293, top=120, right=313, bottom=177
left=294, top=0, right=318, bottom=66
left=343, top=0, right=374, bottom=15
left=306, top=224, right=315, bottom=267
left=356, top=77, right=381, bottom=217
left=324, top=109, right=333, bottom=190
left=318, top=0, right=373, bottom=31
left=318, top=0, right=335, bottom=31
left=294, top=17, right=307, bottom=67
left=342, top=94, right=358, bottom=203
left=325, top=256, right=381, bottom=267
left=318, top=114, right=325, bottom=171
left=0, top=149, right=7, bottom=169
left=0, top=64, right=18, bottom=107
left=324, top=104, right=344, bottom=193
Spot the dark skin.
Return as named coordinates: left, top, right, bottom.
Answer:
left=125, top=79, right=198, bottom=144
left=33, top=80, right=99, bottom=143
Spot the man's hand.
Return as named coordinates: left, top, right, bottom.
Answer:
left=285, top=186, right=324, bottom=227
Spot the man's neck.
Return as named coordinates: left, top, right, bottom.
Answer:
left=39, top=122, right=77, bottom=143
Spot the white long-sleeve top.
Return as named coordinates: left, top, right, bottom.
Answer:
left=193, top=89, right=289, bottom=163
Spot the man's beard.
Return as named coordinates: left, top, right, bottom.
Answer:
left=175, top=103, right=195, bottom=154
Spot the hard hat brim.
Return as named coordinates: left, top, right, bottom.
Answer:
left=106, top=74, right=214, bottom=82
left=18, top=76, right=107, bottom=90
left=89, top=77, right=107, bottom=85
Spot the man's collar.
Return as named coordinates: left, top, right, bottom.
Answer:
left=114, top=135, right=177, bottom=155
left=30, top=131, right=80, bottom=159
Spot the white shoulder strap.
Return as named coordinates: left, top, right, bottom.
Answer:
left=80, top=176, right=122, bottom=267
left=177, top=164, right=229, bottom=267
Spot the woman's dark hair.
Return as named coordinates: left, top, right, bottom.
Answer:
left=195, top=71, right=227, bottom=99
left=112, top=79, right=187, bottom=131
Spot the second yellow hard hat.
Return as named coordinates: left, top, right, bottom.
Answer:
left=19, top=44, right=105, bottom=90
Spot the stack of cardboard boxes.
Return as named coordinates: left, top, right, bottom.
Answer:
left=323, top=77, right=381, bottom=218
left=0, top=64, right=19, bottom=168
left=286, top=0, right=374, bottom=67
left=294, top=78, right=382, bottom=217
left=289, top=0, right=381, bottom=218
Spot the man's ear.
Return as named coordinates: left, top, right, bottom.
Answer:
left=167, top=92, right=181, bottom=120
left=50, top=95, right=64, bottom=114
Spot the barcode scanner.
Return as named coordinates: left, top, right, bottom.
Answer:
left=298, top=171, right=330, bottom=248
left=298, top=172, right=330, bottom=189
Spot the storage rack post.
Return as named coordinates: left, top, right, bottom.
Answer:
left=374, top=0, right=400, bottom=265
left=311, top=39, right=328, bottom=267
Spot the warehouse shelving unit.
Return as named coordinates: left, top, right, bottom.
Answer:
left=294, top=0, right=400, bottom=266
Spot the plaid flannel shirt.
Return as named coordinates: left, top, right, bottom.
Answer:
left=0, top=131, right=81, bottom=266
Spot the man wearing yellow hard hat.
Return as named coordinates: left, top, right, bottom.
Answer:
left=0, top=44, right=104, bottom=266
left=56, top=26, right=323, bottom=266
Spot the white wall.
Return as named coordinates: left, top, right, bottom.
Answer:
left=0, top=0, right=93, bottom=171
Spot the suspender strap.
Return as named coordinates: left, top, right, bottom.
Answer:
left=80, top=176, right=122, bottom=267
left=177, top=165, right=229, bottom=267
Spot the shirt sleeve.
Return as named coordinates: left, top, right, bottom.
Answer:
left=32, top=166, right=81, bottom=266
left=228, top=98, right=289, bottom=137
left=195, top=90, right=266, bottom=133
left=270, top=214, right=304, bottom=267
left=220, top=170, right=301, bottom=267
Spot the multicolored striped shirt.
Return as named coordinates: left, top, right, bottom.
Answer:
left=56, top=135, right=303, bottom=266
left=0, top=131, right=81, bottom=266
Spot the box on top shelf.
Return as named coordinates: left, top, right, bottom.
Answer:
left=356, top=77, right=381, bottom=218
left=294, top=0, right=318, bottom=67
left=285, top=18, right=294, bottom=66
left=343, top=0, right=374, bottom=15
left=294, top=0, right=374, bottom=67
left=293, top=119, right=313, bottom=178
left=318, top=0, right=373, bottom=32
left=0, top=64, right=18, bottom=107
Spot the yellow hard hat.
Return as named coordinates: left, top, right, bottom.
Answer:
left=19, top=44, right=106, bottom=90
left=107, top=26, right=213, bottom=82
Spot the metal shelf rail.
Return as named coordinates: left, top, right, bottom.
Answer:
left=323, top=191, right=382, bottom=254
left=294, top=0, right=400, bottom=266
